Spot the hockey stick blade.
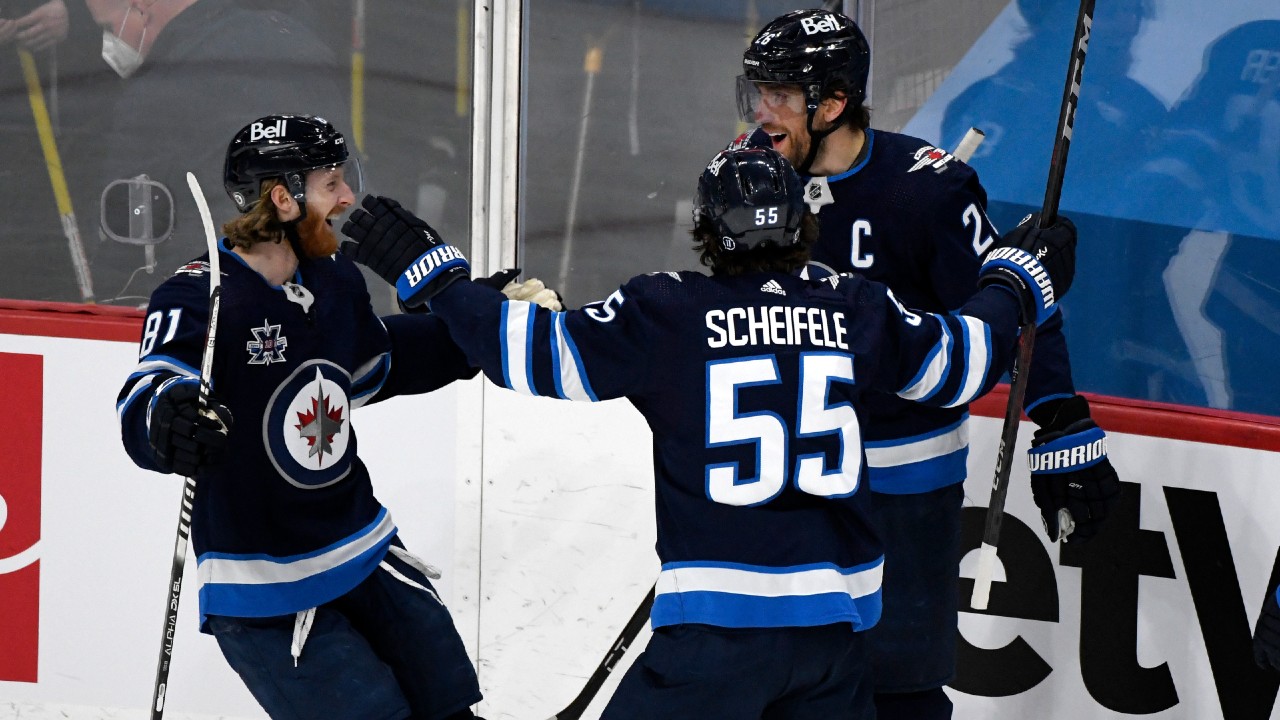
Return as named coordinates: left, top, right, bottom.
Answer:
left=971, top=0, right=1094, bottom=612
left=550, top=587, right=655, bottom=720
left=149, top=173, right=222, bottom=719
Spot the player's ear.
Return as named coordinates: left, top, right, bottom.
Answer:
left=269, top=183, right=298, bottom=220
left=818, top=93, right=847, bottom=124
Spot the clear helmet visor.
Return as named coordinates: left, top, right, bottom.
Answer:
left=735, top=76, right=808, bottom=124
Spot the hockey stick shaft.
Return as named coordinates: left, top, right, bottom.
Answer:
left=19, top=49, right=94, bottom=302
left=150, top=173, right=222, bottom=719
left=970, top=0, right=1094, bottom=612
left=549, top=586, right=655, bottom=720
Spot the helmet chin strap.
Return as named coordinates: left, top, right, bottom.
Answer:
left=797, top=91, right=844, bottom=176
left=282, top=171, right=308, bottom=261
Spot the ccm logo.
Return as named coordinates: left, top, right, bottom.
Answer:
left=249, top=119, right=287, bottom=142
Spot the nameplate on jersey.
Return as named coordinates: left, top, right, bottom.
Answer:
left=804, top=177, right=834, bottom=214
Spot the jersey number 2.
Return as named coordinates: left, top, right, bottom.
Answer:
left=706, top=353, right=861, bottom=506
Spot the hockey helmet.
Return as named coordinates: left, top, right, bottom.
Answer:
left=694, top=147, right=805, bottom=252
left=738, top=9, right=870, bottom=121
left=223, top=114, right=357, bottom=214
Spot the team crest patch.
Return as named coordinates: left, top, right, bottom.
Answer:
left=908, top=145, right=955, bottom=173
left=175, top=261, right=211, bottom=277
left=247, top=319, right=288, bottom=364
left=265, top=360, right=354, bottom=488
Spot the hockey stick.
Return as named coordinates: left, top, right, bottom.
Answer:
left=970, top=0, right=1094, bottom=612
left=546, top=129, right=987, bottom=719
left=149, top=173, right=223, bottom=719
left=549, top=586, right=655, bottom=720
left=18, top=49, right=94, bottom=302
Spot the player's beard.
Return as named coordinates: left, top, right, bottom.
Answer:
left=296, top=209, right=339, bottom=258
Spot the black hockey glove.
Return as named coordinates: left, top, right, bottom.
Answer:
left=1026, top=394, right=1118, bottom=543
left=340, top=195, right=470, bottom=308
left=148, top=379, right=233, bottom=477
left=1254, top=586, right=1280, bottom=671
left=978, top=212, right=1076, bottom=326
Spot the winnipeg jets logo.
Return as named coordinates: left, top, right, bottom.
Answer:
left=908, top=145, right=955, bottom=173
left=266, top=361, right=355, bottom=488
left=294, top=368, right=346, bottom=463
left=175, top=261, right=217, bottom=277
left=761, top=279, right=787, bottom=296
left=247, top=320, right=288, bottom=364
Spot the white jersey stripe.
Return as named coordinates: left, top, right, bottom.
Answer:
left=655, top=560, right=883, bottom=601
left=195, top=510, right=396, bottom=587
left=945, top=316, right=991, bottom=408
left=898, top=316, right=953, bottom=402
left=865, top=417, right=969, bottom=468
left=553, top=313, right=594, bottom=402
left=502, top=302, right=535, bottom=396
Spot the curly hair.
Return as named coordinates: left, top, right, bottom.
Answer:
left=221, top=179, right=286, bottom=249
left=692, top=212, right=819, bottom=276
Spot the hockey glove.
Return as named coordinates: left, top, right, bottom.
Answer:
left=398, top=267, right=522, bottom=314
left=1027, top=394, right=1118, bottom=543
left=978, top=212, right=1076, bottom=325
left=340, top=195, right=469, bottom=308
left=1254, top=586, right=1280, bottom=671
left=148, top=379, right=233, bottom=477
left=501, top=277, right=564, bottom=311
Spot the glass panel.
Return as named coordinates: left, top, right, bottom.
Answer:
left=0, top=0, right=470, bottom=314
left=522, top=0, right=1280, bottom=417
left=520, top=0, right=821, bottom=308
left=904, top=0, right=1280, bottom=416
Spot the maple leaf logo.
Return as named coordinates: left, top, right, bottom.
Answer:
left=295, top=383, right=345, bottom=463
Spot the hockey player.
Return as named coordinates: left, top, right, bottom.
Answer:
left=116, top=114, right=488, bottom=720
left=338, top=146, right=1078, bottom=719
left=732, top=9, right=1121, bottom=719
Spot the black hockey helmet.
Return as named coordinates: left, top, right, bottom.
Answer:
left=223, top=114, right=354, bottom=214
left=739, top=9, right=871, bottom=119
left=694, top=147, right=805, bottom=252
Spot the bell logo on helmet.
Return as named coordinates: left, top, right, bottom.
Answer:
left=800, top=14, right=841, bottom=35
left=248, top=119, right=288, bottom=143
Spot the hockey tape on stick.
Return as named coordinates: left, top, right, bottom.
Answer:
left=953, top=127, right=985, bottom=163
left=971, top=0, right=1094, bottom=612
left=149, top=174, right=223, bottom=719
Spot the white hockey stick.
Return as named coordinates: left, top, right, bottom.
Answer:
left=149, top=173, right=222, bottom=719
left=971, top=0, right=1094, bottom=612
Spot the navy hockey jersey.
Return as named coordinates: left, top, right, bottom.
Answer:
left=431, top=269, right=1023, bottom=632
left=117, top=240, right=475, bottom=626
left=783, top=128, right=1077, bottom=494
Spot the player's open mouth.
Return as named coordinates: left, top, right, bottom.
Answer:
left=770, top=133, right=787, bottom=146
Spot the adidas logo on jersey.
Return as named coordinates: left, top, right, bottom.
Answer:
left=761, top=279, right=786, bottom=296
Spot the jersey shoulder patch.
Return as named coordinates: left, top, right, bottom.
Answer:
left=173, top=259, right=213, bottom=277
